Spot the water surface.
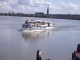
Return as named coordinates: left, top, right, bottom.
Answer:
left=0, top=16, right=80, bottom=60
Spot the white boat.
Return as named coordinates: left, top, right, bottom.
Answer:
left=22, top=19, right=54, bottom=32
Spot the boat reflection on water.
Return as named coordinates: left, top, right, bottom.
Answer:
left=22, top=30, right=53, bottom=41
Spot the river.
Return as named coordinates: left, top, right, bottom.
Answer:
left=0, top=16, right=80, bottom=60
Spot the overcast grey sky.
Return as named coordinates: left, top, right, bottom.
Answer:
left=0, top=0, right=80, bottom=14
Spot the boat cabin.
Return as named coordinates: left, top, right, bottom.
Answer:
left=22, top=19, right=53, bottom=28
left=28, top=20, right=52, bottom=27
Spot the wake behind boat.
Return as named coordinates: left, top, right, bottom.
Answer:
left=22, top=19, right=54, bottom=32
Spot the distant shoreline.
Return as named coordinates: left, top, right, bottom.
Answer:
left=0, top=13, right=80, bottom=20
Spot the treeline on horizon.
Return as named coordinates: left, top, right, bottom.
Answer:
left=0, top=12, right=80, bottom=20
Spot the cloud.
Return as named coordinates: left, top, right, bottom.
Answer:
left=59, top=2, right=79, bottom=10
left=0, top=0, right=9, bottom=2
left=0, top=0, right=80, bottom=14
left=0, top=1, right=12, bottom=12
left=17, top=0, right=50, bottom=7
left=18, top=0, right=48, bottom=6
left=0, top=0, right=16, bottom=12
left=59, top=2, right=80, bottom=14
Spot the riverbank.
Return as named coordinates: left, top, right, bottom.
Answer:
left=0, top=13, right=80, bottom=20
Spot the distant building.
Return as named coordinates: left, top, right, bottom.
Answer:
left=35, top=12, right=44, bottom=17
left=47, top=4, right=49, bottom=15
left=9, top=11, right=14, bottom=14
left=35, top=12, right=44, bottom=15
left=17, top=13, right=23, bottom=15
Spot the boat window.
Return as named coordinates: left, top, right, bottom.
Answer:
left=40, top=22, right=45, bottom=25
left=34, top=22, right=40, bottom=23
left=28, top=22, right=34, bottom=24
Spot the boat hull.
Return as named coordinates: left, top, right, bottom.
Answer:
left=22, top=26, right=54, bottom=33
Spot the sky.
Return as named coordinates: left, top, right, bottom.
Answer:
left=0, top=0, right=80, bottom=14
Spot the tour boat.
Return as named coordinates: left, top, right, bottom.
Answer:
left=22, top=19, right=54, bottom=32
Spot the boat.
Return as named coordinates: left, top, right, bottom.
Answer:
left=22, top=19, right=54, bottom=32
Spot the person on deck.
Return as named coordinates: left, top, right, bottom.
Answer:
left=47, top=22, right=50, bottom=27
left=25, top=20, right=29, bottom=24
